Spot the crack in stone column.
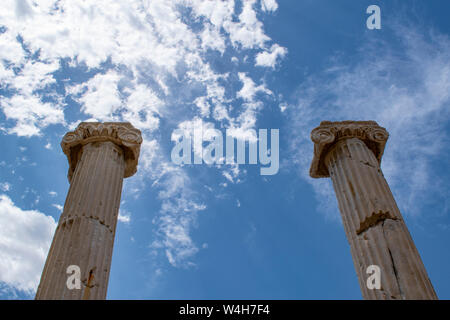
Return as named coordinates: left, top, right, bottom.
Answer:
left=381, top=219, right=405, bottom=300
left=309, top=120, right=437, bottom=300
left=356, top=210, right=397, bottom=235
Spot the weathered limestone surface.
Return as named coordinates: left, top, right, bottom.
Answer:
left=310, top=120, right=437, bottom=300
left=35, top=122, right=142, bottom=300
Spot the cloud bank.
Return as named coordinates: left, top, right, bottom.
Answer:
left=0, top=194, right=56, bottom=294
left=0, top=0, right=286, bottom=275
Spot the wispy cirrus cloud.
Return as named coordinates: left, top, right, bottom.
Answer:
left=0, top=182, right=11, bottom=192
left=287, top=25, right=450, bottom=219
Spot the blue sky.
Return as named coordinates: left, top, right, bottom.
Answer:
left=0, top=0, right=449, bottom=299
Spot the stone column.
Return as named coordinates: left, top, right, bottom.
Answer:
left=35, top=122, right=142, bottom=300
left=309, top=121, right=437, bottom=300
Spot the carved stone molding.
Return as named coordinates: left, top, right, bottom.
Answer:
left=309, top=120, right=389, bottom=178
left=61, top=122, right=142, bottom=182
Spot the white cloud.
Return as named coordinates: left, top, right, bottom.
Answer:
left=223, top=0, right=270, bottom=49
left=0, top=182, right=11, bottom=192
left=0, top=27, right=25, bottom=65
left=260, top=0, right=279, bottom=12
left=222, top=171, right=234, bottom=183
left=1, top=0, right=286, bottom=135
left=11, top=60, right=59, bottom=96
left=68, top=70, right=122, bottom=121
left=0, top=0, right=283, bottom=140
left=122, top=83, right=162, bottom=132
left=1, top=88, right=64, bottom=137
left=218, top=73, right=273, bottom=140
left=0, top=0, right=285, bottom=269
left=237, top=72, right=272, bottom=102
left=130, top=135, right=207, bottom=268
left=222, top=163, right=242, bottom=184
left=200, top=24, right=226, bottom=53
left=0, top=43, right=64, bottom=135
left=118, top=210, right=131, bottom=224
left=255, top=44, right=287, bottom=68
left=194, top=96, right=211, bottom=118
left=0, top=194, right=56, bottom=294
left=51, top=204, right=63, bottom=211
left=151, top=167, right=206, bottom=268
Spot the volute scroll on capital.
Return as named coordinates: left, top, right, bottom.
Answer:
left=310, top=120, right=389, bottom=178
left=61, top=122, right=142, bottom=182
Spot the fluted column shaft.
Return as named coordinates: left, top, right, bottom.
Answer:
left=325, top=137, right=437, bottom=299
left=310, top=121, right=437, bottom=300
left=36, top=141, right=125, bottom=299
left=35, top=122, right=142, bottom=300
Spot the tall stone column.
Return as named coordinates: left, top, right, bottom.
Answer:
left=35, top=122, right=142, bottom=300
left=309, top=121, right=437, bottom=300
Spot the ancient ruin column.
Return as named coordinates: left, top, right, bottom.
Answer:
left=309, top=121, right=437, bottom=300
left=35, top=122, right=142, bottom=300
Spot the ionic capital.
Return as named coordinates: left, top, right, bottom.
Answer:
left=61, top=122, right=142, bottom=181
left=309, top=120, right=389, bottom=178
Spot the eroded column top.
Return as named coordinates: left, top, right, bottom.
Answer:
left=61, top=122, right=142, bottom=182
left=309, top=120, right=389, bottom=178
